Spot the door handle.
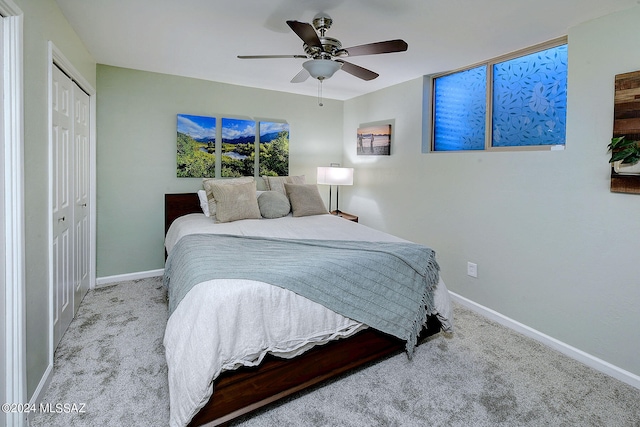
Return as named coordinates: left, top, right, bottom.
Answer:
left=58, top=216, right=65, bottom=222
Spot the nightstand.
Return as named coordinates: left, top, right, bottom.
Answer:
left=330, top=211, right=358, bottom=223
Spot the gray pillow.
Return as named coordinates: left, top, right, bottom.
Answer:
left=258, top=191, right=291, bottom=219
left=284, top=183, right=328, bottom=217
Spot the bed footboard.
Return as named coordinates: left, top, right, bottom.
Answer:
left=188, top=316, right=442, bottom=427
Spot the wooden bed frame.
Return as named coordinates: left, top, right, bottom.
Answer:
left=164, top=193, right=443, bottom=427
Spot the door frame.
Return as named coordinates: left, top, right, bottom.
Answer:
left=45, top=41, right=96, bottom=385
left=0, top=1, right=24, bottom=427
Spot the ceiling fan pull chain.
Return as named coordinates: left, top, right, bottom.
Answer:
left=318, top=80, right=324, bottom=107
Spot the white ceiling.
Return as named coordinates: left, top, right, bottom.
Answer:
left=55, top=0, right=638, bottom=101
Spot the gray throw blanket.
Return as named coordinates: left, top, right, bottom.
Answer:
left=164, top=234, right=440, bottom=356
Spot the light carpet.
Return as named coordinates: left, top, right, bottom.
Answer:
left=30, top=277, right=640, bottom=426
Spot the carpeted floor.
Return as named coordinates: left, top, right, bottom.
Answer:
left=30, top=277, right=640, bottom=427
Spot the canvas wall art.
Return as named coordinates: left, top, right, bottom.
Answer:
left=177, top=114, right=290, bottom=178
left=176, top=114, right=216, bottom=178
left=357, top=123, right=391, bottom=155
left=259, top=121, right=290, bottom=176
left=221, top=118, right=256, bottom=177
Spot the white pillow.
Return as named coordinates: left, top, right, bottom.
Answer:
left=197, top=190, right=210, bottom=217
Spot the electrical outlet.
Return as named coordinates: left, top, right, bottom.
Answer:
left=467, top=262, right=478, bottom=278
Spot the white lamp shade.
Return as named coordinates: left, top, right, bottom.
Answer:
left=303, top=59, right=342, bottom=80
left=317, top=166, right=354, bottom=186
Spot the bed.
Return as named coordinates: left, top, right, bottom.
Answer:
left=164, top=188, right=453, bottom=427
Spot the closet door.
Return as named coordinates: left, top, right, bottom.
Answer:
left=73, top=86, right=90, bottom=311
left=51, top=65, right=73, bottom=348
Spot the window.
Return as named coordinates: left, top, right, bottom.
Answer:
left=433, top=66, right=487, bottom=151
left=429, top=38, right=567, bottom=151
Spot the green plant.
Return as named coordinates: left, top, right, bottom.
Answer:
left=608, top=136, right=640, bottom=165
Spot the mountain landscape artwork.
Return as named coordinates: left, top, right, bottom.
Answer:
left=221, top=118, right=256, bottom=177
left=259, top=121, right=290, bottom=176
left=177, top=114, right=290, bottom=178
left=177, top=114, right=216, bottom=178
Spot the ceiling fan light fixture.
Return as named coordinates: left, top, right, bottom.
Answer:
left=302, top=59, right=342, bottom=80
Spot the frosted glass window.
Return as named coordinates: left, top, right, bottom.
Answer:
left=429, top=40, right=567, bottom=152
left=433, top=66, right=486, bottom=151
left=492, top=44, right=567, bottom=147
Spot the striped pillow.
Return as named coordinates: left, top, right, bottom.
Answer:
left=284, top=184, right=328, bottom=217
left=262, top=175, right=305, bottom=196
left=202, top=176, right=254, bottom=219
left=210, top=180, right=261, bottom=223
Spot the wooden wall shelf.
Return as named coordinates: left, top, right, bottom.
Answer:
left=611, top=70, right=640, bottom=194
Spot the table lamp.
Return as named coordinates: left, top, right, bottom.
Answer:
left=317, top=165, right=354, bottom=214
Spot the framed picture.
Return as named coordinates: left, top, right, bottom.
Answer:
left=357, top=123, right=391, bottom=155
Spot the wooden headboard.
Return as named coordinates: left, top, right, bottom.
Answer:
left=164, top=193, right=201, bottom=235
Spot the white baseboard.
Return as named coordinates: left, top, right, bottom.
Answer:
left=95, top=269, right=164, bottom=288
left=449, top=291, right=640, bottom=391
left=26, top=362, right=52, bottom=425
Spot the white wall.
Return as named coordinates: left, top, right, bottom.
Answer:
left=343, top=6, right=640, bottom=377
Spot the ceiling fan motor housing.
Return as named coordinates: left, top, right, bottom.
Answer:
left=304, top=36, right=347, bottom=59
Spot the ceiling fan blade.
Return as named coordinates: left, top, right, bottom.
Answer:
left=286, top=20, right=322, bottom=48
left=343, top=39, right=408, bottom=57
left=237, top=54, right=307, bottom=59
left=335, top=60, right=379, bottom=81
left=291, top=68, right=310, bottom=83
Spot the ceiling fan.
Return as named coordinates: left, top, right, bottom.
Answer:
left=237, top=13, right=408, bottom=83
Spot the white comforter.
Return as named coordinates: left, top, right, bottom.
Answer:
left=164, top=213, right=452, bottom=427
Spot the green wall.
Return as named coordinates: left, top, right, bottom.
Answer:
left=16, top=0, right=96, bottom=397
left=343, top=6, right=640, bottom=377
left=96, top=65, right=344, bottom=277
